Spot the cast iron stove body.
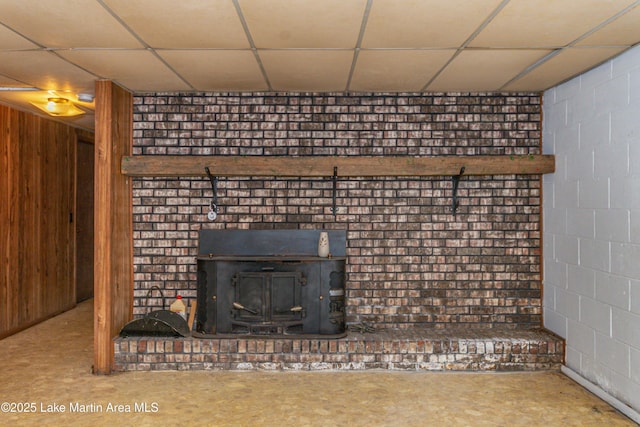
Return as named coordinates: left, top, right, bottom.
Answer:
left=195, top=230, right=346, bottom=337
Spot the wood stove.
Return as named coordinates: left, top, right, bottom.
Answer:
left=195, top=230, right=346, bottom=337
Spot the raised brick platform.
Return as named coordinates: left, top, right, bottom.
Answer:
left=113, top=327, right=564, bottom=372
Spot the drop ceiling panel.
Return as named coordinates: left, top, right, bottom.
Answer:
left=238, top=0, right=367, bottom=48
left=0, top=1, right=639, bottom=131
left=58, top=50, right=190, bottom=92
left=260, top=50, right=353, bottom=91
left=0, top=0, right=142, bottom=48
left=362, top=0, right=504, bottom=48
left=102, top=0, right=250, bottom=49
left=576, top=5, right=640, bottom=46
left=0, top=51, right=96, bottom=92
left=350, top=50, right=455, bottom=91
left=503, top=47, right=626, bottom=91
left=158, top=50, right=267, bottom=91
left=0, top=25, right=38, bottom=49
left=469, top=0, right=637, bottom=48
left=428, top=49, right=552, bottom=92
left=0, top=75, right=29, bottom=87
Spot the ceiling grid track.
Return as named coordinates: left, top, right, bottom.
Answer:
left=232, top=0, right=273, bottom=92
left=0, top=21, right=73, bottom=91
left=95, top=0, right=196, bottom=91
left=345, top=0, right=373, bottom=92
left=499, top=0, right=640, bottom=90
left=420, top=0, right=511, bottom=92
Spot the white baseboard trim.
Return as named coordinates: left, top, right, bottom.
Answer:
left=561, top=366, right=640, bottom=424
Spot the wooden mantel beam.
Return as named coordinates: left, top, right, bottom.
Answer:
left=121, top=155, right=554, bottom=177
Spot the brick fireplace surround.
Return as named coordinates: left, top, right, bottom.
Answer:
left=114, top=92, right=564, bottom=371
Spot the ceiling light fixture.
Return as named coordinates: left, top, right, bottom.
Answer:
left=30, top=96, right=85, bottom=117
left=46, top=97, right=71, bottom=115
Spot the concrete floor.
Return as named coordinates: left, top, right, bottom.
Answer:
left=0, top=300, right=635, bottom=427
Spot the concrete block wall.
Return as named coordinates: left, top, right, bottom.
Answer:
left=132, top=92, right=543, bottom=330
left=543, top=44, right=640, bottom=413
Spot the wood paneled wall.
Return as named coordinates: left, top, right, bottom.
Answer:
left=0, top=105, right=77, bottom=338
left=93, top=81, right=133, bottom=374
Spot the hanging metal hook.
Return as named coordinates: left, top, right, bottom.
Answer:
left=330, top=166, right=338, bottom=217
left=205, top=166, right=218, bottom=221
left=451, top=166, right=465, bottom=216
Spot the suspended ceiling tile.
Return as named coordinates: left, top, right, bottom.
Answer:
left=427, top=49, right=551, bottom=92
left=503, top=47, right=626, bottom=91
left=469, top=0, right=637, bottom=48
left=238, top=0, right=367, bottom=48
left=58, top=50, right=190, bottom=92
left=0, top=24, right=38, bottom=49
left=102, top=0, right=250, bottom=49
left=576, top=5, right=640, bottom=47
left=158, top=50, right=267, bottom=91
left=350, top=50, right=455, bottom=91
left=260, top=50, right=353, bottom=91
left=362, top=0, right=503, bottom=48
left=0, top=75, right=31, bottom=88
left=0, top=0, right=142, bottom=48
left=0, top=51, right=96, bottom=93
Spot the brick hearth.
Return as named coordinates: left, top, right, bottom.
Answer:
left=114, top=328, right=563, bottom=372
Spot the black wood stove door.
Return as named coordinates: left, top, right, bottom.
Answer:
left=233, top=272, right=303, bottom=323
left=195, top=257, right=346, bottom=337
left=233, top=273, right=266, bottom=321
left=270, top=273, right=304, bottom=321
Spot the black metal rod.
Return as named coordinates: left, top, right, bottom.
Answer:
left=452, top=166, right=465, bottom=215
left=205, top=166, right=218, bottom=213
left=331, top=166, right=338, bottom=217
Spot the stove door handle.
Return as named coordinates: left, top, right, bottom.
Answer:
left=232, top=302, right=258, bottom=315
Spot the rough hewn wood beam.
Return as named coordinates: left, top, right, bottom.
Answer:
left=121, top=155, right=555, bottom=177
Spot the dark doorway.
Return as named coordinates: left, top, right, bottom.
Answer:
left=75, top=138, right=94, bottom=302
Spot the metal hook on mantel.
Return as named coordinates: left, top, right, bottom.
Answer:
left=451, top=166, right=465, bottom=216
left=204, top=167, right=219, bottom=221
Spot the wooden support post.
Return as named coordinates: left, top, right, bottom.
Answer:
left=94, top=81, right=133, bottom=374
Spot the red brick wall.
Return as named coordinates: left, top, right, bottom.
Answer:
left=132, top=92, right=542, bottom=329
